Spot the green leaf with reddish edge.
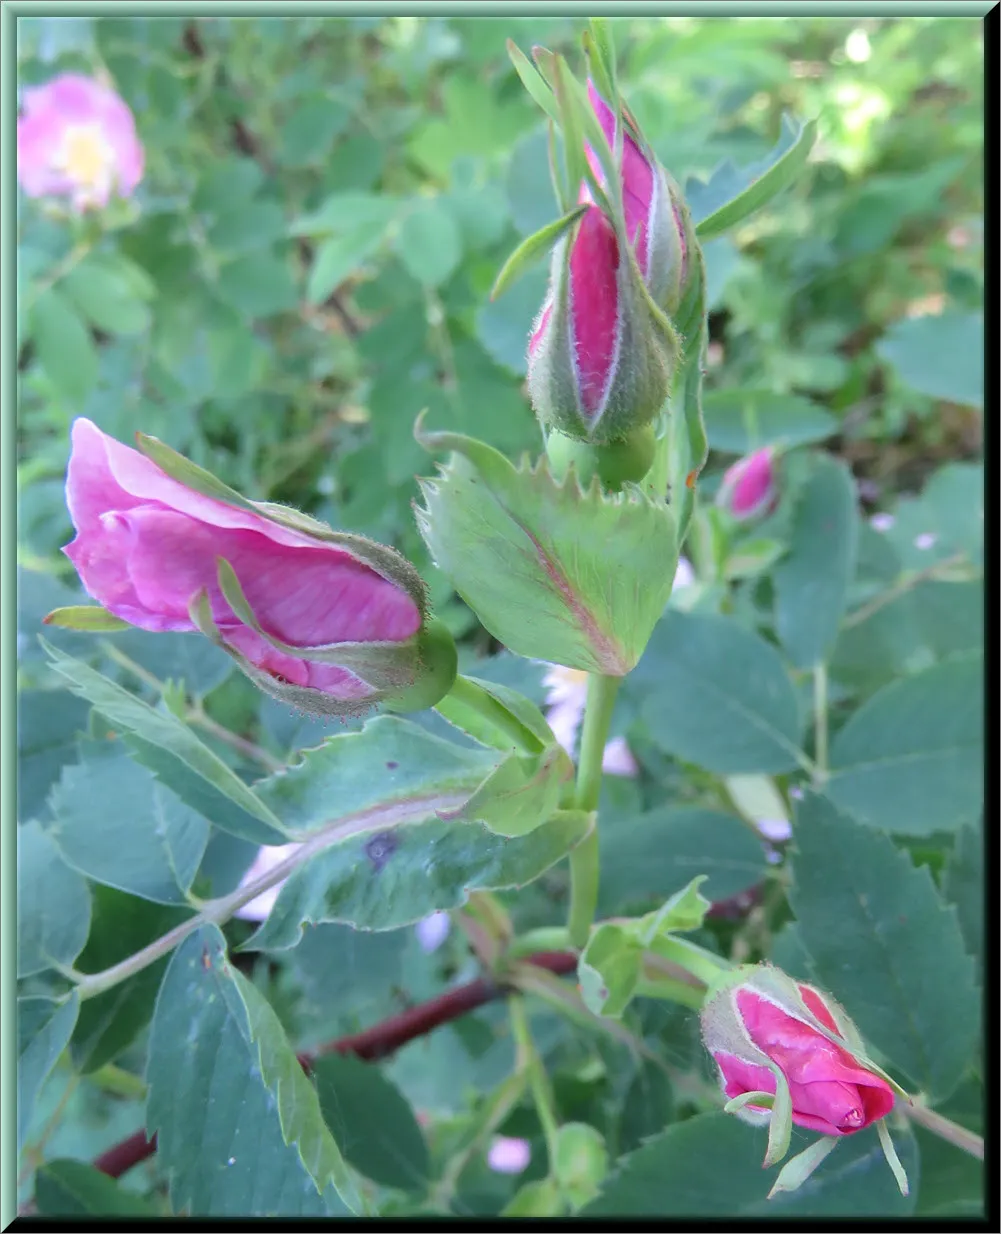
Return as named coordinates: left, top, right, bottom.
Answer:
left=246, top=808, right=591, bottom=950
left=42, top=605, right=133, bottom=632
left=688, top=116, right=818, bottom=239
left=40, top=640, right=288, bottom=845
left=491, top=203, right=588, bottom=301
left=415, top=425, right=678, bottom=675
left=147, top=926, right=360, bottom=1216
left=439, top=743, right=574, bottom=837
left=18, top=994, right=80, bottom=1153
left=790, top=791, right=980, bottom=1101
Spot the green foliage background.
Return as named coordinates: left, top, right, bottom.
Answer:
left=16, top=14, right=983, bottom=1220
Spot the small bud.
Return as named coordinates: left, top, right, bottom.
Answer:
left=716, top=447, right=779, bottom=522
left=527, top=206, right=675, bottom=444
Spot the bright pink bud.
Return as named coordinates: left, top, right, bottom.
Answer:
left=585, top=82, right=689, bottom=315
left=702, top=971, right=895, bottom=1138
left=17, top=74, right=144, bottom=212
left=60, top=419, right=455, bottom=716
left=716, top=447, right=779, bottom=522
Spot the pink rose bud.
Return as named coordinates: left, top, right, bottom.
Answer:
left=58, top=418, right=456, bottom=717
left=585, top=81, right=691, bottom=317
left=701, top=965, right=896, bottom=1139
left=716, top=447, right=779, bottom=522
left=527, top=202, right=674, bottom=445
left=17, top=73, right=144, bottom=212
left=487, top=1136, right=531, bottom=1175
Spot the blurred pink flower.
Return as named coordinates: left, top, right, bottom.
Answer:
left=17, top=73, right=144, bottom=211
left=716, top=447, right=779, bottom=523
left=542, top=664, right=638, bottom=777
left=869, top=513, right=895, bottom=533
left=415, top=910, right=451, bottom=953
left=487, top=1136, right=531, bottom=1174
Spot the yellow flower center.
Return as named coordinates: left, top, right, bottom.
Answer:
left=58, top=125, right=112, bottom=189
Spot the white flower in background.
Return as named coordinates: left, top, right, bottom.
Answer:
left=542, top=665, right=638, bottom=777
left=487, top=1136, right=531, bottom=1174
left=234, top=843, right=302, bottom=922
left=914, top=532, right=937, bottom=551
left=415, top=910, right=451, bottom=953
left=673, top=555, right=696, bottom=591
left=869, top=513, right=895, bottom=533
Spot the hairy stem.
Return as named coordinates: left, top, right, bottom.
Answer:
left=901, top=1101, right=984, bottom=1160
left=567, top=673, right=620, bottom=948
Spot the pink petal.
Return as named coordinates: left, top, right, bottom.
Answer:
left=487, top=1136, right=531, bottom=1174
left=569, top=206, right=620, bottom=417
left=586, top=81, right=654, bottom=274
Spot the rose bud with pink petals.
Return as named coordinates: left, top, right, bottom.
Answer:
left=716, top=447, right=779, bottom=522
left=17, top=73, right=144, bottom=212
left=585, top=81, right=692, bottom=318
left=55, top=418, right=457, bottom=717
left=700, top=963, right=909, bottom=1196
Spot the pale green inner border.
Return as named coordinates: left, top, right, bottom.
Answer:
left=3, top=3, right=990, bottom=1226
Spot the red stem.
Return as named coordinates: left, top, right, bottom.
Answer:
left=93, top=950, right=579, bottom=1180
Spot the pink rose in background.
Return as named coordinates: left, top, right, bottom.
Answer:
left=716, top=447, right=779, bottom=523
left=60, top=418, right=425, bottom=712
left=17, top=73, right=144, bottom=211
left=707, top=981, right=895, bottom=1137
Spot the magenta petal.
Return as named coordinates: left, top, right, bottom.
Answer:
left=65, top=418, right=142, bottom=531
left=586, top=80, right=655, bottom=274
left=713, top=1051, right=776, bottom=1104
left=569, top=206, right=620, bottom=416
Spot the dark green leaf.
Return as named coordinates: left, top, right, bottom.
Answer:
left=395, top=200, right=463, bottom=287
left=877, top=312, right=983, bottom=409
left=313, top=1053, right=429, bottom=1191
left=18, top=994, right=79, bottom=1153
left=147, top=926, right=359, bottom=1216
left=216, top=252, right=299, bottom=318
left=17, top=689, right=90, bottom=823
left=635, top=611, right=805, bottom=774
left=943, top=818, right=983, bottom=976
left=30, top=287, right=98, bottom=403
left=50, top=740, right=209, bottom=904
left=826, top=654, right=983, bottom=835
left=34, top=1159, right=159, bottom=1216
left=618, top=1059, right=674, bottom=1155
left=18, top=820, right=92, bottom=978
left=790, top=792, right=980, bottom=1100
left=61, top=253, right=153, bottom=336
left=773, top=454, right=860, bottom=669
left=702, top=390, right=837, bottom=454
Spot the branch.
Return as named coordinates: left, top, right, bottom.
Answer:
left=93, top=950, right=579, bottom=1180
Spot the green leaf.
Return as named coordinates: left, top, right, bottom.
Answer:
left=476, top=263, right=548, bottom=377
left=789, top=792, right=980, bottom=1100
left=247, top=809, right=591, bottom=949
left=442, top=744, right=573, bottom=837
left=290, top=191, right=400, bottom=238
left=306, top=222, right=391, bottom=304
left=278, top=96, right=350, bottom=167
left=416, top=429, right=678, bottom=675
left=61, top=252, right=153, bottom=336
left=578, top=923, right=643, bottom=1018
left=773, top=454, right=860, bottom=669
left=17, top=689, right=91, bottom=824
left=147, top=926, right=359, bottom=1216
left=553, top=1122, right=608, bottom=1209
left=702, top=390, right=838, bottom=454
left=34, top=1159, right=160, bottom=1216
left=435, top=675, right=552, bottom=753
left=41, top=641, right=288, bottom=845
left=18, top=820, right=91, bottom=978
left=826, top=654, right=983, bottom=835
left=394, top=199, right=463, bottom=287
left=618, top=1058, right=674, bottom=1155
left=689, top=116, right=817, bottom=240
left=30, top=286, right=98, bottom=404
left=877, top=312, right=984, bottom=409
left=312, top=1053, right=429, bottom=1192
left=49, top=740, right=209, bottom=905
left=490, top=203, right=588, bottom=300
left=216, top=251, right=299, bottom=318
left=634, top=611, right=805, bottom=774
left=70, top=887, right=190, bottom=1074
left=582, top=1113, right=917, bottom=1215
left=507, top=39, right=561, bottom=125
left=600, top=808, right=768, bottom=914
left=42, top=605, right=133, bottom=632
left=943, top=818, right=983, bottom=976
left=18, top=993, right=80, bottom=1153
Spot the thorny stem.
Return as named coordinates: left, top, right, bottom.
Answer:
left=567, top=674, right=621, bottom=949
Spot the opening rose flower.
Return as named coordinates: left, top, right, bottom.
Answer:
left=56, top=418, right=456, bottom=716
left=700, top=963, right=909, bottom=1197
left=17, top=73, right=144, bottom=212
